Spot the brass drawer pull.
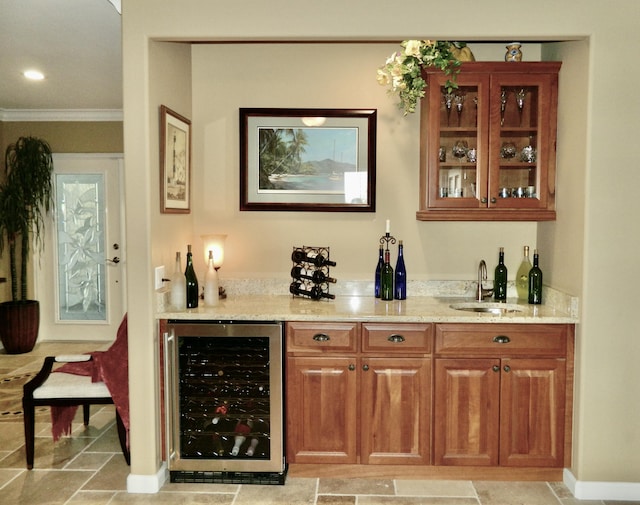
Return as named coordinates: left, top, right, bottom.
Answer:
left=493, top=335, right=511, bottom=344
left=387, top=334, right=405, bottom=343
left=312, top=333, right=330, bottom=342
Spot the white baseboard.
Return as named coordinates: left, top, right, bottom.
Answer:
left=126, top=462, right=168, bottom=494
left=564, top=468, right=640, bottom=501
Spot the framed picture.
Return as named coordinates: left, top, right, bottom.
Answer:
left=240, top=108, right=376, bottom=212
left=160, top=105, right=191, bottom=213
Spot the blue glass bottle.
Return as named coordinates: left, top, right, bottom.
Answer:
left=374, top=245, right=383, bottom=298
left=394, top=241, right=407, bottom=300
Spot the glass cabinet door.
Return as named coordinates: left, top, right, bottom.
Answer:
left=425, top=73, right=489, bottom=210
left=488, top=73, right=554, bottom=210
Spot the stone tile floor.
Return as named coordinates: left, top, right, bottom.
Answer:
left=1, top=341, right=637, bottom=505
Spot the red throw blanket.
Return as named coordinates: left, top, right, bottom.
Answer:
left=51, top=314, right=129, bottom=448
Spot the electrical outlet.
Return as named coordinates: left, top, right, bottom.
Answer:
left=154, top=266, right=165, bottom=290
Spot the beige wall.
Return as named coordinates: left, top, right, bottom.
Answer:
left=123, top=0, right=640, bottom=487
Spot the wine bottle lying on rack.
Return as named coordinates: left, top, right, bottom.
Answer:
left=289, top=282, right=336, bottom=300
left=291, top=249, right=336, bottom=267
left=290, top=266, right=337, bottom=284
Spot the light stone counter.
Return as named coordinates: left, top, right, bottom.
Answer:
left=156, top=279, right=578, bottom=324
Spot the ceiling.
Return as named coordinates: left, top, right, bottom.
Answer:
left=0, top=0, right=122, bottom=113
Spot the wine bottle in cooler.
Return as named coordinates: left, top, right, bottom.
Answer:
left=494, top=247, right=508, bottom=302
left=394, top=241, right=407, bottom=300
left=528, top=249, right=543, bottom=304
left=374, top=245, right=383, bottom=298
left=184, top=244, right=199, bottom=308
left=515, top=245, right=532, bottom=300
left=380, top=248, right=394, bottom=301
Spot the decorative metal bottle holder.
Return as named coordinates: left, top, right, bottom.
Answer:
left=290, top=246, right=336, bottom=301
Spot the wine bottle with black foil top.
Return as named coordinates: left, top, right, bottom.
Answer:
left=394, top=241, right=407, bottom=300
left=494, top=246, right=508, bottom=302
left=184, top=244, right=199, bottom=308
left=516, top=245, right=532, bottom=300
left=528, top=249, right=543, bottom=304
left=291, top=249, right=336, bottom=267
left=380, top=248, right=394, bottom=301
left=291, top=266, right=337, bottom=284
left=374, top=245, right=384, bottom=298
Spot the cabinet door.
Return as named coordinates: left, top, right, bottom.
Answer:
left=422, top=71, right=490, bottom=211
left=286, top=356, right=357, bottom=463
left=434, top=358, right=500, bottom=466
left=500, top=358, right=566, bottom=467
left=360, top=357, right=431, bottom=465
left=488, top=72, right=558, bottom=213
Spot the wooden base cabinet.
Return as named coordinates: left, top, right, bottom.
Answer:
left=286, top=321, right=573, bottom=475
left=286, top=322, right=432, bottom=465
left=433, top=323, right=572, bottom=468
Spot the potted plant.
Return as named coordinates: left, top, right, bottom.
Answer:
left=376, top=40, right=474, bottom=115
left=0, top=136, right=54, bottom=354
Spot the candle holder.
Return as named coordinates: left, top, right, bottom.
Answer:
left=379, top=233, right=397, bottom=250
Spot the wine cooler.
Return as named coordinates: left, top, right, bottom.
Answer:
left=163, top=320, right=285, bottom=484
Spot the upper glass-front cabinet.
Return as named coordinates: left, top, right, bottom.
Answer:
left=417, top=62, right=561, bottom=221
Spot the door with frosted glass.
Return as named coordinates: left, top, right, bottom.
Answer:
left=36, top=154, right=126, bottom=341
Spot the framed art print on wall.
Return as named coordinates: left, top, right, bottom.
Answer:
left=160, top=105, right=191, bottom=213
left=240, top=108, right=377, bottom=212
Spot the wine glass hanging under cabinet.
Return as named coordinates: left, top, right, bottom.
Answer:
left=417, top=61, right=561, bottom=221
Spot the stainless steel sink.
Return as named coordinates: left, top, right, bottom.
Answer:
left=449, top=302, right=524, bottom=314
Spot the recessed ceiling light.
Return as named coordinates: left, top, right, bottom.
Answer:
left=23, top=70, right=45, bottom=81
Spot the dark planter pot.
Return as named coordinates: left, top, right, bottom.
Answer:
left=0, top=300, right=40, bottom=354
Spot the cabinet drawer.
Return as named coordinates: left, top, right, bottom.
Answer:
left=362, top=323, right=432, bottom=353
left=435, top=323, right=568, bottom=357
left=286, top=322, right=358, bottom=353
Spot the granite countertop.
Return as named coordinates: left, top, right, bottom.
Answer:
left=156, top=279, right=578, bottom=324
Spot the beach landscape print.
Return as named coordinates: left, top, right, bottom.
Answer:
left=240, top=109, right=376, bottom=212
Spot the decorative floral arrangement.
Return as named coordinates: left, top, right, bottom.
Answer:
left=377, top=40, right=467, bottom=115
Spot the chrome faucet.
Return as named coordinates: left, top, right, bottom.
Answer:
left=476, top=260, right=494, bottom=301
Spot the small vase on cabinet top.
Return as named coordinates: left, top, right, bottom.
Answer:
left=505, top=43, right=522, bottom=62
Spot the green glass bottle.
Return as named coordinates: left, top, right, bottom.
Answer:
left=494, top=247, right=508, bottom=302
left=528, top=249, right=543, bottom=304
left=380, top=248, right=394, bottom=301
left=184, top=244, right=199, bottom=308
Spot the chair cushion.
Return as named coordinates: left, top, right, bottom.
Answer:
left=33, top=372, right=111, bottom=399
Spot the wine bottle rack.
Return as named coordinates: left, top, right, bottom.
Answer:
left=290, top=246, right=336, bottom=301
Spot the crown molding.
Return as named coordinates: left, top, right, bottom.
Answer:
left=0, top=109, right=123, bottom=122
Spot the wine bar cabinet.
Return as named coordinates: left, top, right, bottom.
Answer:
left=417, top=62, right=561, bottom=221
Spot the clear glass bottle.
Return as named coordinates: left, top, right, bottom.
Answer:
left=169, top=251, right=185, bottom=310
left=374, top=245, right=384, bottom=298
left=394, top=241, right=407, bottom=300
left=516, top=246, right=532, bottom=300
left=528, top=249, right=543, bottom=304
left=204, top=250, right=219, bottom=306
left=494, top=246, right=508, bottom=302
left=184, top=244, right=199, bottom=308
left=380, top=248, right=394, bottom=301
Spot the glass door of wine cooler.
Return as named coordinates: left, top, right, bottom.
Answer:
left=164, top=321, right=285, bottom=482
